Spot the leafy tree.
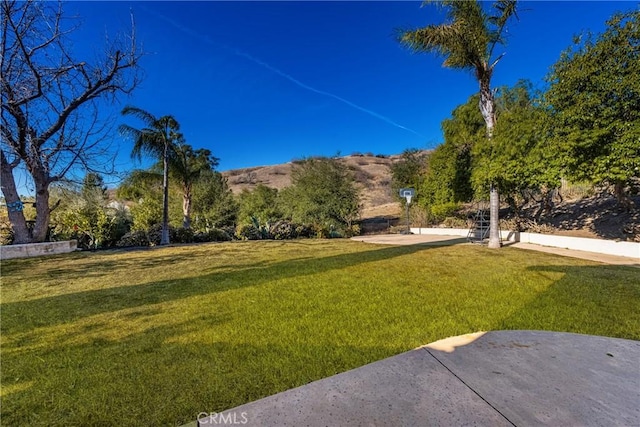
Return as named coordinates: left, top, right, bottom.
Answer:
left=473, top=82, right=560, bottom=211
left=422, top=94, right=483, bottom=212
left=81, top=173, right=108, bottom=208
left=169, top=142, right=219, bottom=229
left=545, top=10, right=640, bottom=209
left=281, top=157, right=360, bottom=235
left=117, top=169, right=163, bottom=231
left=117, top=153, right=234, bottom=232
left=119, top=107, right=182, bottom=244
left=237, top=184, right=283, bottom=226
left=398, top=0, right=518, bottom=248
left=190, top=170, right=237, bottom=230
left=1, top=0, right=141, bottom=243
left=390, top=149, right=427, bottom=205
left=50, top=174, right=131, bottom=249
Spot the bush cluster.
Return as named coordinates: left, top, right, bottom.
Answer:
left=115, top=224, right=232, bottom=247
left=233, top=220, right=332, bottom=241
left=115, top=231, right=149, bottom=248
left=193, top=228, right=233, bottom=243
left=110, top=219, right=357, bottom=247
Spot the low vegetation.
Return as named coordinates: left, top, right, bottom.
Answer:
left=2, top=240, right=639, bottom=426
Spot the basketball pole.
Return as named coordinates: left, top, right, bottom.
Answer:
left=399, top=188, right=415, bottom=235
left=405, top=196, right=411, bottom=234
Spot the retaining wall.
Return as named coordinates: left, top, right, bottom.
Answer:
left=0, top=240, right=78, bottom=260
left=410, top=227, right=639, bottom=260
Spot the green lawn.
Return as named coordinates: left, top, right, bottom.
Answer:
left=1, top=239, right=639, bottom=426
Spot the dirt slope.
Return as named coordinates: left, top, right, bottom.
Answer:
left=222, top=154, right=406, bottom=219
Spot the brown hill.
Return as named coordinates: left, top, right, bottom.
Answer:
left=222, top=153, right=416, bottom=219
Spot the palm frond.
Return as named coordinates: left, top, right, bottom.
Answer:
left=398, top=23, right=458, bottom=55
left=402, top=0, right=516, bottom=76
left=487, top=0, right=518, bottom=57
left=121, top=105, right=157, bottom=125
left=128, top=169, right=162, bottom=182
left=118, top=123, right=141, bottom=140
left=158, top=115, right=180, bottom=133
left=490, top=0, right=518, bottom=28
left=131, top=131, right=165, bottom=161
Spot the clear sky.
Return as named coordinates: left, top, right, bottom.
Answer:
left=64, top=0, right=635, bottom=179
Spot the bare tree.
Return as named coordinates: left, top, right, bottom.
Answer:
left=1, top=0, right=142, bottom=243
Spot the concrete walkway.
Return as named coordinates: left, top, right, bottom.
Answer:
left=195, top=331, right=640, bottom=426
left=351, top=234, right=640, bottom=266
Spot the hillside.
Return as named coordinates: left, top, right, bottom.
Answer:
left=222, top=154, right=639, bottom=242
left=222, top=153, right=409, bottom=219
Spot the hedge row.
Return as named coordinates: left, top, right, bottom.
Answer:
left=115, top=220, right=361, bottom=247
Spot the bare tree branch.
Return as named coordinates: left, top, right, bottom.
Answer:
left=0, top=0, right=144, bottom=243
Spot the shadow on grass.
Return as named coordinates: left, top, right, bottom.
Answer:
left=1, top=243, right=439, bottom=334
left=494, top=264, right=640, bottom=341
left=1, top=313, right=406, bottom=426
left=0, top=250, right=199, bottom=281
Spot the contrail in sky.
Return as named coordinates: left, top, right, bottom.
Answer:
left=142, top=7, right=423, bottom=137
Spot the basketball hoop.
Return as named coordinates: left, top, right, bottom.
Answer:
left=399, top=188, right=416, bottom=234
left=399, top=188, right=415, bottom=205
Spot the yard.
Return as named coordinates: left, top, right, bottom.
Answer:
left=1, top=239, right=639, bottom=426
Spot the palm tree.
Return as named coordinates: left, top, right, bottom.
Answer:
left=170, top=141, right=219, bottom=229
left=399, top=0, right=518, bottom=248
left=119, top=106, right=181, bottom=245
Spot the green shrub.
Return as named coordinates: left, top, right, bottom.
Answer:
left=213, top=229, right=232, bottom=242
left=235, top=224, right=263, bottom=240
left=116, top=231, right=150, bottom=247
left=0, top=220, right=14, bottom=245
left=441, top=216, right=468, bottom=228
left=219, top=226, right=236, bottom=240
left=173, top=228, right=194, bottom=244
left=147, top=224, right=177, bottom=246
left=270, top=220, right=297, bottom=240
left=295, top=224, right=313, bottom=238
left=346, top=223, right=361, bottom=237
left=429, top=202, right=461, bottom=222
left=193, top=228, right=232, bottom=243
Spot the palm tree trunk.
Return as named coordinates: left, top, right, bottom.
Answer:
left=161, top=142, right=170, bottom=245
left=182, top=190, right=191, bottom=229
left=479, top=81, right=496, bottom=138
left=488, top=184, right=501, bottom=248
left=480, top=79, right=501, bottom=249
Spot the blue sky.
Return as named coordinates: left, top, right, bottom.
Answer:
left=64, top=0, right=635, bottom=179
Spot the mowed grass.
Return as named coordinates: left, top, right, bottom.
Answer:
left=1, top=239, right=639, bottom=426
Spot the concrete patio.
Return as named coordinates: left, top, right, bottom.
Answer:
left=192, top=330, right=639, bottom=426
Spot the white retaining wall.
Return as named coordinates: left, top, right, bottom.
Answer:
left=410, top=227, right=639, bottom=260
left=0, top=240, right=78, bottom=260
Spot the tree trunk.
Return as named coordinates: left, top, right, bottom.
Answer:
left=488, top=184, right=501, bottom=248
left=31, top=172, right=51, bottom=243
left=182, top=190, right=191, bottom=229
left=161, top=144, right=170, bottom=245
left=0, top=153, right=31, bottom=244
left=613, top=180, right=632, bottom=211
left=479, top=79, right=501, bottom=249
left=479, top=79, right=496, bottom=138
